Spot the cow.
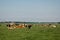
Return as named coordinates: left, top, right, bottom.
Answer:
left=25, top=24, right=32, bottom=29
left=16, top=24, right=25, bottom=28
left=6, top=23, right=16, bottom=30
left=50, top=25, right=57, bottom=28
left=46, top=24, right=56, bottom=27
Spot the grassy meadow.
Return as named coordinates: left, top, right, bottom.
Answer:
left=0, top=23, right=60, bottom=40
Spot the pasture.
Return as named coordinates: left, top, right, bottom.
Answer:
left=0, top=23, right=60, bottom=40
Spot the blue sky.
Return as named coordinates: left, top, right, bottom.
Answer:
left=0, top=0, right=60, bottom=22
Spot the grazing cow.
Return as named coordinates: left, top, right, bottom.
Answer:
left=6, top=23, right=16, bottom=29
left=50, top=25, right=57, bottom=28
left=47, top=24, right=57, bottom=28
left=48, top=24, right=51, bottom=26
left=25, top=24, right=32, bottom=29
left=16, top=24, right=25, bottom=28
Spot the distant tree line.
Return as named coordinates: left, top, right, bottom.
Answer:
left=58, top=22, right=60, bottom=24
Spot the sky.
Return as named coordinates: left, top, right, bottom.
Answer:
left=0, top=0, right=60, bottom=22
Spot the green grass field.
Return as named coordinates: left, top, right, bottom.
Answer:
left=0, top=23, right=60, bottom=40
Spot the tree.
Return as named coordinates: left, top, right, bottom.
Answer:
left=58, top=22, right=60, bottom=24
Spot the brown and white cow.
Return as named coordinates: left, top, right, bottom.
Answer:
left=25, top=24, right=32, bottom=29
